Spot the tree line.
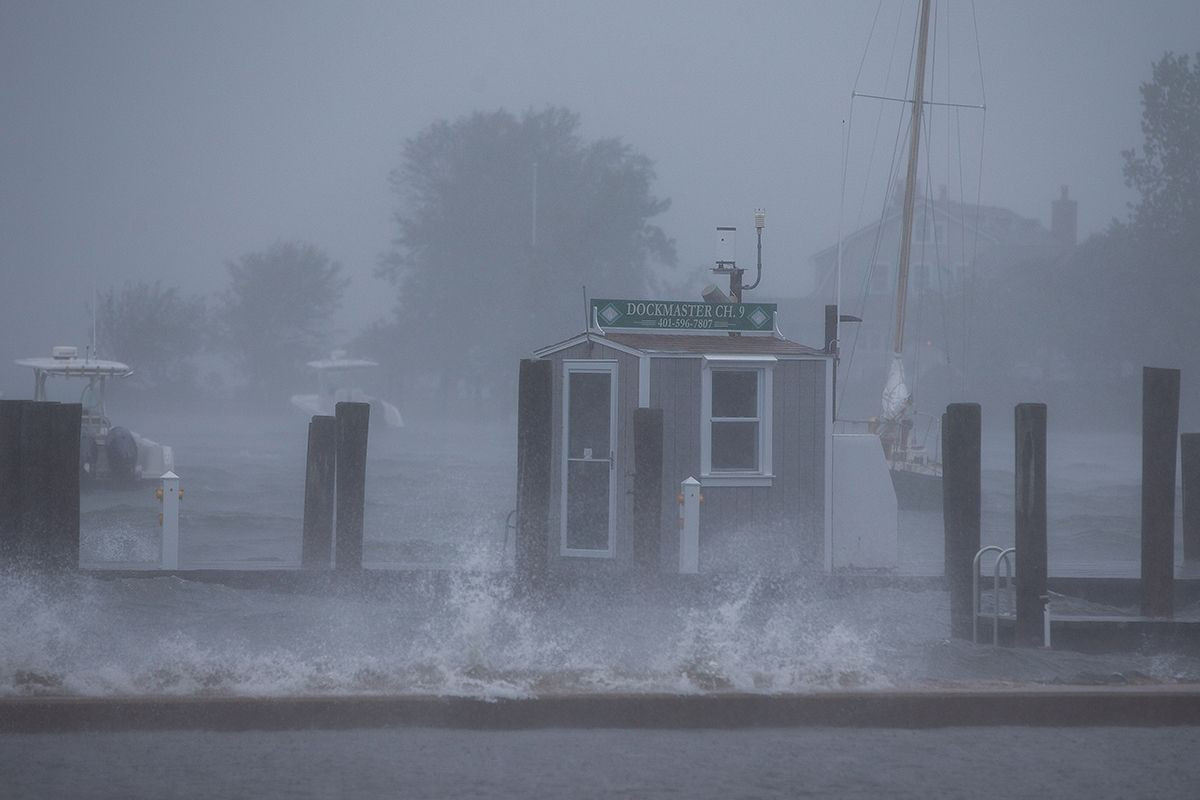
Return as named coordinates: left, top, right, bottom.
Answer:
left=96, top=51, right=1196, bottom=423
left=95, top=106, right=675, bottom=412
left=964, top=51, right=1199, bottom=426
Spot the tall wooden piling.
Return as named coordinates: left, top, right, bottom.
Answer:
left=0, top=400, right=22, bottom=562
left=1183, top=433, right=1200, bottom=562
left=1141, top=367, right=1180, bottom=617
left=301, top=415, right=337, bottom=569
left=515, top=359, right=552, bottom=589
left=17, top=401, right=55, bottom=566
left=943, top=403, right=981, bottom=640
left=1014, top=403, right=1048, bottom=647
left=334, top=402, right=370, bottom=572
left=44, top=403, right=81, bottom=570
left=633, top=408, right=664, bottom=573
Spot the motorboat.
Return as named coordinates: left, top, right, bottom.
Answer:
left=290, top=351, right=404, bottom=428
left=15, top=346, right=175, bottom=483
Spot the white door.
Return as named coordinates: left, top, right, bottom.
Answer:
left=561, top=361, right=617, bottom=557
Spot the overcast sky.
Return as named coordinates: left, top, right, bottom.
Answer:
left=2, top=0, right=1197, bottom=393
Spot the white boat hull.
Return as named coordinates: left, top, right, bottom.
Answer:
left=290, top=391, right=404, bottom=428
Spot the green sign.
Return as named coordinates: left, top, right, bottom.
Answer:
left=591, top=298, right=777, bottom=332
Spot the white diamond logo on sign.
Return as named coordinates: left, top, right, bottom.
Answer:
left=749, top=308, right=769, bottom=328
left=599, top=303, right=621, bottom=325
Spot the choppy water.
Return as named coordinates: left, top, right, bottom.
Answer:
left=3, top=409, right=1199, bottom=699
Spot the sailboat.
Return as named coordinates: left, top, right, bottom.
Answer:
left=832, top=0, right=985, bottom=509
left=873, top=0, right=941, bottom=508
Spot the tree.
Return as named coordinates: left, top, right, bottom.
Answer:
left=219, top=241, right=348, bottom=402
left=1023, top=50, right=1200, bottom=419
left=1109, top=51, right=1200, bottom=371
left=376, top=107, right=675, bottom=411
left=948, top=52, right=1199, bottom=428
left=91, top=280, right=207, bottom=399
left=1122, top=51, right=1200, bottom=237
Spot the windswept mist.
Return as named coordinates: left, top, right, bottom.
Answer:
left=2, top=1, right=1198, bottom=419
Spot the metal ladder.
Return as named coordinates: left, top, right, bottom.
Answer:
left=972, top=545, right=1015, bottom=645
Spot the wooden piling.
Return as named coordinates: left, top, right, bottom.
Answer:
left=515, top=359, right=552, bottom=589
left=633, top=408, right=664, bottom=573
left=334, top=402, right=370, bottom=572
left=1014, top=403, right=1048, bottom=646
left=0, top=400, right=22, bottom=563
left=942, top=403, right=981, bottom=640
left=1183, top=433, right=1200, bottom=562
left=824, top=305, right=838, bottom=354
left=301, top=415, right=337, bottom=569
left=1141, top=367, right=1180, bottom=617
left=44, top=403, right=81, bottom=570
left=17, top=401, right=55, bottom=566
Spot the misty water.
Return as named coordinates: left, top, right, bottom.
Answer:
left=3, top=410, right=1198, bottom=700
left=5, top=726, right=1200, bottom=800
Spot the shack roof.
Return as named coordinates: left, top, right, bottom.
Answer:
left=535, top=331, right=827, bottom=359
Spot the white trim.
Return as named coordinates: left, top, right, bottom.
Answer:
left=535, top=333, right=831, bottom=361
left=638, top=355, right=650, bottom=408
left=535, top=333, right=645, bottom=359
left=560, top=360, right=618, bottom=558
left=644, top=352, right=826, bottom=361
left=605, top=328, right=781, bottom=338
left=824, top=356, right=834, bottom=574
left=703, top=354, right=778, bottom=364
left=700, top=360, right=774, bottom=486
left=703, top=475, right=775, bottom=487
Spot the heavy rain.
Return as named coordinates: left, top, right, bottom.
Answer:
left=2, top=2, right=1200, bottom=797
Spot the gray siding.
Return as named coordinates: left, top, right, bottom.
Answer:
left=652, top=356, right=826, bottom=572
left=543, top=341, right=640, bottom=571
left=538, top=341, right=828, bottom=575
left=650, top=357, right=701, bottom=569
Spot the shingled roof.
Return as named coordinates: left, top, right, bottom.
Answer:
left=536, top=331, right=826, bottom=358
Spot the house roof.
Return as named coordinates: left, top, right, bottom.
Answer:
left=535, top=331, right=827, bottom=358
left=808, top=195, right=1062, bottom=297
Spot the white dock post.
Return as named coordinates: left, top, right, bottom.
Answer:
left=159, top=471, right=180, bottom=570
left=679, top=477, right=700, bottom=574
left=1042, top=594, right=1052, bottom=649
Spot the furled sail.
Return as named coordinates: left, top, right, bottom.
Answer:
left=880, top=353, right=912, bottom=422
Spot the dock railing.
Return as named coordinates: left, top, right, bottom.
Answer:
left=973, top=545, right=1015, bottom=645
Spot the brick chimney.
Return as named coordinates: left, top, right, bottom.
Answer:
left=1051, top=185, right=1077, bottom=248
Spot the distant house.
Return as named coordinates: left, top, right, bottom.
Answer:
left=807, top=186, right=1076, bottom=419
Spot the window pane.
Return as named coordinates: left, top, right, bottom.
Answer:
left=568, top=372, right=611, bottom=459
left=712, top=421, right=758, bottom=470
left=566, top=460, right=610, bottom=550
left=712, top=370, right=757, bottom=418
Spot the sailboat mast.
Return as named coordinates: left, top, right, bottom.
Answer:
left=891, top=0, right=932, bottom=356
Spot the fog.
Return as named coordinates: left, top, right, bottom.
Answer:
left=2, top=0, right=1198, bottom=407
left=5, top=6, right=1200, bottom=794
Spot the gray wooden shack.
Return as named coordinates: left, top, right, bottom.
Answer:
left=522, top=320, right=833, bottom=576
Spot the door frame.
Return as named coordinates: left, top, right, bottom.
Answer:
left=560, top=359, right=618, bottom=558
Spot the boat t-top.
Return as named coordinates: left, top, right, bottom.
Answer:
left=290, top=351, right=404, bottom=428
left=15, top=346, right=175, bottom=482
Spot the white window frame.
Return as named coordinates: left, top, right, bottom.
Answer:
left=701, top=355, right=775, bottom=487
left=560, top=360, right=618, bottom=558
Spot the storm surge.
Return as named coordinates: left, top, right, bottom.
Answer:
left=0, top=563, right=894, bottom=698
left=4, top=558, right=1198, bottom=699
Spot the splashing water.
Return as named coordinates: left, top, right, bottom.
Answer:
left=0, top=560, right=909, bottom=699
